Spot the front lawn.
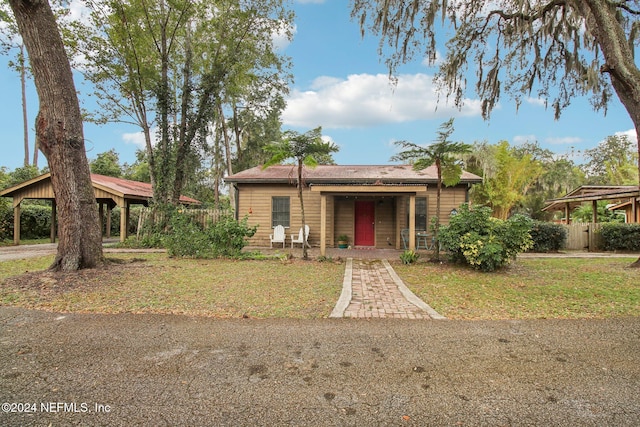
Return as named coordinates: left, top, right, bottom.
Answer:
left=1, top=254, right=638, bottom=319
left=0, top=253, right=345, bottom=318
left=393, top=257, right=640, bottom=319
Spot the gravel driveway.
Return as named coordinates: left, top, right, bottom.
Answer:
left=1, top=307, right=639, bottom=426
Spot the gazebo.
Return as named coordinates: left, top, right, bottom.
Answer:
left=0, top=173, right=200, bottom=244
left=543, top=185, right=640, bottom=223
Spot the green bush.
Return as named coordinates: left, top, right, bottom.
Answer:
left=0, top=203, right=53, bottom=240
left=439, top=204, right=533, bottom=272
left=529, top=221, right=567, bottom=252
left=399, top=249, right=420, bottom=265
left=600, top=223, right=640, bottom=251
left=0, top=200, right=11, bottom=241
left=163, top=212, right=257, bottom=258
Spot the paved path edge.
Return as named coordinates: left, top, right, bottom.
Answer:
left=382, top=259, right=446, bottom=320
left=329, top=258, right=353, bottom=318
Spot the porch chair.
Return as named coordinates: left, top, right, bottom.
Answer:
left=401, top=229, right=409, bottom=249
left=270, top=225, right=286, bottom=248
left=291, top=225, right=310, bottom=248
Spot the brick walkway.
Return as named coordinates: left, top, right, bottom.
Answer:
left=330, top=258, right=444, bottom=320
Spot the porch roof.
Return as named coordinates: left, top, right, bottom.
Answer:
left=542, top=185, right=640, bottom=212
left=225, top=164, right=482, bottom=185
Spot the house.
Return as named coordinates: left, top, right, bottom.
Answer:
left=0, top=173, right=200, bottom=244
left=543, top=185, right=640, bottom=223
left=225, top=164, right=482, bottom=255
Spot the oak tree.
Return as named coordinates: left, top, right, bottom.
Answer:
left=8, top=0, right=103, bottom=271
left=352, top=0, right=640, bottom=188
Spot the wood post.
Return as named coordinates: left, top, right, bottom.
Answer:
left=50, top=199, right=56, bottom=243
left=409, top=195, right=416, bottom=251
left=320, top=194, right=327, bottom=257
left=120, top=201, right=129, bottom=242
left=13, top=201, right=21, bottom=245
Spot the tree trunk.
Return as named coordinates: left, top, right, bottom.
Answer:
left=579, top=1, right=640, bottom=265
left=20, top=43, right=29, bottom=167
left=297, top=159, right=308, bottom=260
left=9, top=0, right=103, bottom=271
left=219, top=103, right=236, bottom=210
left=433, top=159, right=442, bottom=261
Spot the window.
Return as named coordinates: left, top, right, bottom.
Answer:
left=271, top=196, right=290, bottom=228
left=406, top=197, right=427, bottom=230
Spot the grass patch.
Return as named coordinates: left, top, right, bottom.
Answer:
left=0, top=253, right=344, bottom=319
left=0, top=238, right=52, bottom=247
left=393, top=257, right=640, bottom=319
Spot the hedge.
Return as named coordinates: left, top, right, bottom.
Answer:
left=600, top=223, right=640, bottom=251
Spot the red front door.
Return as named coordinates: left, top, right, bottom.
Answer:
left=355, top=201, right=375, bottom=246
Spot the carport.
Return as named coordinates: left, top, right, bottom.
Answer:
left=0, top=173, right=199, bottom=244
left=543, top=185, right=640, bottom=223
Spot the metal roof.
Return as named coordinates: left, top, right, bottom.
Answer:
left=543, top=185, right=640, bottom=212
left=225, top=164, right=482, bottom=184
left=1, top=173, right=200, bottom=205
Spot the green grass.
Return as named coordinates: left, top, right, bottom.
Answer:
left=0, top=238, right=53, bottom=247
left=1, top=254, right=639, bottom=319
left=393, top=257, right=640, bottom=319
left=0, top=253, right=345, bottom=318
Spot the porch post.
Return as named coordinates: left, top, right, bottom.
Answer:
left=395, top=197, right=402, bottom=249
left=106, top=204, right=112, bottom=238
left=564, top=203, right=570, bottom=224
left=409, top=195, right=416, bottom=251
left=592, top=200, right=598, bottom=223
left=98, top=203, right=104, bottom=237
left=50, top=200, right=56, bottom=243
left=320, top=194, right=327, bottom=256
left=13, top=200, right=21, bottom=245
left=632, top=197, right=638, bottom=223
left=120, top=200, right=129, bottom=243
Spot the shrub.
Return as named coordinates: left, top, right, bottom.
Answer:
left=439, top=204, right=533, bottom=272
left=399, top=249, right=420, bottom=265
left=0, top=200, right=11, bottom=242
left=600, top=223, right=640, bottom=251
left=163, top=212, right=257, bottom=258
left=0, top=203, right=52, bottom=241
left=529, top=221, right=567, bottom=252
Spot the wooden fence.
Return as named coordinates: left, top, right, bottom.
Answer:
left=136, top=207, right=229, bottom=239
left=564, top=223, right=603, bottom=251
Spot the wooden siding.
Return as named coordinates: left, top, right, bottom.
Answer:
left=375, top=197, right=395, bottom=248
left=397, top=185, right=469, bottom=228
left=333, top=198, right=353, bottom=247
left=11, top=180, right=55, bottom=206
left=237, top=183, right=470, bottom=248
left=237, top=184, right=327, bottom=247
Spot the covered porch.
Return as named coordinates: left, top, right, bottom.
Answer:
left=310, top=184, right=429, bottom=256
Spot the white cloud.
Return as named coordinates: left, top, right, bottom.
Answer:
left=545, top=136, right=583, bottom=145
left=526, top=97, right=546, bottom=107
left=282, top=73, right=482, bottom=129
left=512, top=135, right=537, bottom=145
left=122, top=130, right=151, bottom=149
left=272, top=21, right=295, bottom=51
left=615, top=128, right=638, bottom=145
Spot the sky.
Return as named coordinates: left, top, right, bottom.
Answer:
left=0, top=0, right=637, bottom=172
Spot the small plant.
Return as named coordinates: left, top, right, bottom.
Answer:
left=337, top=234, right=349, bottom=249
left=400, top=249, right=420, bottom=265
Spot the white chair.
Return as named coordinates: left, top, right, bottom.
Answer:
left=270, top=225, right=286, bottom=248
left=291, top=225, right=310, bottom=248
